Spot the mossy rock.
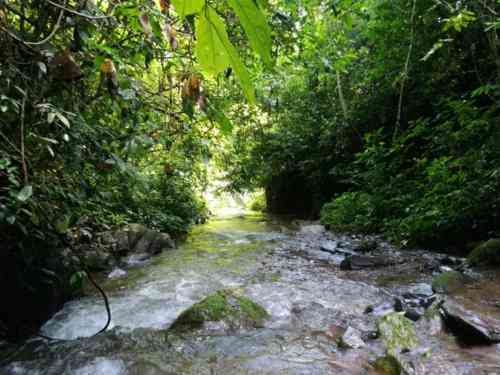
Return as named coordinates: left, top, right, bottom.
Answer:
left=431, top=271, right=465, bottom=294
left=373, top=355, right=402, bottom=375
left=377, top=312, right=418, bottom=355
left=356, top=239, right=378, bottom=253
left=170, top=289, right=269, bottom=332
left=467, top=239, right=500, bottom=267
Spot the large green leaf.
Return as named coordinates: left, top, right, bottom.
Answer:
left=227, top=0, right=272, bottom=66
left=195, top=8, right=255, bottom=103
left=171, top=0, right=204, bottom=18
left=195, top=10, right=230, bottom=76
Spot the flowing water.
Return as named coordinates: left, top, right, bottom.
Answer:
left=1, top=212, right=500, bottom=374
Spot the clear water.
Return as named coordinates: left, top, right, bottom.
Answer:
left=2, top=213, right=499, bottom=374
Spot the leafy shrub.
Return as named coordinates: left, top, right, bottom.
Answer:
left=248, top=192, right=267, bottom=212
left=320, top=192, right=378, bottom=232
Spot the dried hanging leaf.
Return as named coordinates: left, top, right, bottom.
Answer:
left=139, top=14, right=153, bottom=37
left=163, top=24, right=178, bottom=50
left=100, top=58, right=119, bottom=96
left=155, top=0, right=170, bottom=14
left=52, top=50, right=83, bottom=81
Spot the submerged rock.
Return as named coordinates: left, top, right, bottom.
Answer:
left=169, top=289, right=269, bottom=333
left=467, top=239, right=500, bottom=267
left=431, top=271, right=466, bottom=294
left=377, top=312, right=418, bottom=355
left=441, top=299, right=500, bottom=344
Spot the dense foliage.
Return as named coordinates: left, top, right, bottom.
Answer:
left=0, top=0, right=273, bottom=337
left=222, top=0, right=500, bottom=249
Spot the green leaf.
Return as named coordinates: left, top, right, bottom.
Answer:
left=17, top=185, right=33, bottom=202
left=54, top=216, right=70, bottom=234
left=227, top=0, right=272, bottom=66
left=195, top=9, right=230, bottom=76
left=196, top=7, right=255, bottom=103
left=171, top=0, right=204, bottom=18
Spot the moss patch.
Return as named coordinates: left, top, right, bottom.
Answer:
left=467, top=239, right=500, bottom=267
left=431, top=271, right=465, bottom=294
left=377, top=312, right=418, bottom=355
left=170, top=289, right=269, bottom=332
left=373, top=355, right=402, bottom=375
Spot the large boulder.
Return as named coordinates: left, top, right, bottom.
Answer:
left=81, top=250, right=114, bottom=271
left=467, top=239, right=500, bottom=267
left=100, top=224, right=175, bottom=259
left=377, top=312, right=419, bottom=355
left=431, top=271, right=466, bottom=294
left=169, top=289, right=269, bottom=333
left=441, top=299, right=500, bottom=344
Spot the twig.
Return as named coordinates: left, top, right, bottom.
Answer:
left=45, top=0, right=116, bottom=20
left=394, top=0, right=417, bottom=139
left=20, top=93, right=28, bottom=184
left=25, top=3, right=65, bottom=46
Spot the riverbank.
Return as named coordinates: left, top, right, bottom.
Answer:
left=2, top=214, right=499, bottom=374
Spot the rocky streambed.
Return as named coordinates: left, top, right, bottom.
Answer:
left=1, top=213, right=499, bottom=374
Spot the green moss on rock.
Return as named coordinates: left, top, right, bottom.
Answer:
left=170, top=289, right=269, bottom=332
left=377, top=312, right=418, bottom=355
left=467, top=239, right=500, bottom=267
left=373, top=355, right=402, bottom=375
left=431, top=271, right=465, bottom=294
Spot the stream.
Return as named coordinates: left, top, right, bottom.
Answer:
left=1, top=212, right=500, bottom=374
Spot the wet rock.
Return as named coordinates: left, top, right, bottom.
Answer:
left=134, top=230, right=174, bottom=255
left=355, top=239, right=378, bottom=253
left=126, top=223, right=148, bottom=248
left=467, top=239, right=500, bottom=267
left=364, top=305, right=374, bottom=314
left=394, top=298, right=404, bottom=312
left=319, top=240, right=337, bottom=253
left=440, top=256, right=463, bottom=267
left=169, top=289, right=269, bottom=333
left=431, top=271, right=466, bottom=294
left=377, top=312, right=419, bottom=355
left=403, top=283, right=434, bottom=299
left=82, top=250, right=113, bottom=271
left=418, top=300, right=444, bottom=336
left=299, top=224, right=326, bottom=236
left=340, top=255, right=390, bottom=270
left=373, top=355, right=402, bottom=375
left=441, top=299, right=500, bottom=344
left=404, top=308, right=423, bottom=322
left=339, top=326, right=365, bottom=349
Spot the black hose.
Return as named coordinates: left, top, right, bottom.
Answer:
left=36, top=269, right=111, bottom=341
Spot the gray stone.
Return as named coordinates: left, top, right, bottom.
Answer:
left=441, top=299, right=500, bottom=343
left=340, top=326, right=365, bottom=349
left=340, top=255, right=390, bottom=270
left=126, top=223, right=148, bottom=249
left=82, top=250, right=113, bottom=271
